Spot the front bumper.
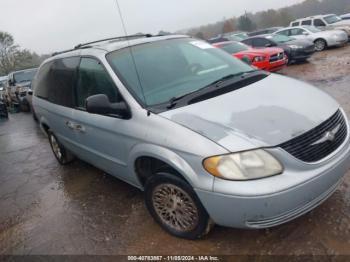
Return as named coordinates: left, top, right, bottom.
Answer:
left=327, top=36, right=349, bottom=47
left=254, top=59, right=287, bottom=72
left=195, top=132, right=350, bottom=229
left=290, top=48, right=315, bottom=60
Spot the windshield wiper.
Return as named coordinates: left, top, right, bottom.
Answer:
left=209, top=70, right=259, bottom=87
left=166, top=70, right=260, bottom=110
left=167, top=93, right=194, bottom=109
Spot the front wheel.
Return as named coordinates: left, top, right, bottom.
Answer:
left=145, top=173, right=213, bottom=239
left=314, top=39, right=327, bottom=51
left=48, top=130, right=75, bottom=165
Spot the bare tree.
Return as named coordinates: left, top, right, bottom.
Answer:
left=0, top=31, right=41, bottom=75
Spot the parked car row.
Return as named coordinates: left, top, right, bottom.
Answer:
left=1, top=68, right=38, bottom=118
left=207, top=13, right=350, bottom=71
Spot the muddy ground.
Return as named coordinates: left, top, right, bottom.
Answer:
left=1, top=45, right=350, bottom=256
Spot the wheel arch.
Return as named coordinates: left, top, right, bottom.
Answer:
left=314, top=38, right=328, bottom=47
left=129, top=143, right=212, bottom=191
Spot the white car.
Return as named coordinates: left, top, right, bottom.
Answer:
left=340, top=13, right=350, bottom=20
left=275, top=26, right=348, bottom=51
left=290, top=14, right=350, bottom=37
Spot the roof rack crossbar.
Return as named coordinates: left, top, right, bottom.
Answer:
left=74, top=34, right=153, bottom=49
left=51, top=33, right=153, bottom=57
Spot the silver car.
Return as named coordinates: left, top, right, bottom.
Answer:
left=33, top=35, right=350, bottom=239
left=275, top=26, right=348, bottom=51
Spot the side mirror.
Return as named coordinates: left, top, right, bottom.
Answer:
left=302, top=31, right=309, bottom=35
left=265, top=43, right=273, bottom=47
left=86, top=94, right=131, bottom=119
left=27, top=90, right=33, bottom=96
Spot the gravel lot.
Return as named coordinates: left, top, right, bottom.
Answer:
left=1, top=45, right=350, bottom=256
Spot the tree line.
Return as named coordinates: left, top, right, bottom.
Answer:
left=0, top=32, right=49, bottom=76
left=183, top=0, right=350, bottom=39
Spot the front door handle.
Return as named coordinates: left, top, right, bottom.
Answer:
left=75, top=124, right=86, bottom=133
left=66, top=121, right=75, bottom=130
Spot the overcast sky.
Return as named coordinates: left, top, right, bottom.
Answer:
left=0, top=0, right=303, bottom=54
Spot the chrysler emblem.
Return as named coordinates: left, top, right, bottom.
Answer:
left=311, top=124, right=341, bottom=146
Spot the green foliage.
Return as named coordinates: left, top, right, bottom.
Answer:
left=238, top=13, right=257, bottom=31
left=0, top=31, right=46, bottom=76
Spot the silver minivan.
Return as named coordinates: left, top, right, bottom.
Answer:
left=33, top=35, right=350, bottom=239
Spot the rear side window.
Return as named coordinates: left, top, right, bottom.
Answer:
left=276, top=30, right=290, bottom=36
left=252, top=38, right=270, bottom=47
left=301, top=20, right=312, bottom=25
left=290, top=28, right=304, bottom=36
left=314, top=19, right=326, bottom=26
left=48, top=57, right=80, bottom=107
left=34, top=62, right=53, bottom=100
left=291, top=22, right=299, bottom=26
left=75, top=57, right=120, bottom=108
left=34, top=57, right=79, bottom=108
left=241, top=38, right=253, bottom=46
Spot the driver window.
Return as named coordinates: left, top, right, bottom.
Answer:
left=76, top=58, right=120, bottom=109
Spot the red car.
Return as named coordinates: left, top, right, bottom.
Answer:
left=213, top=41, right=288, bottom=72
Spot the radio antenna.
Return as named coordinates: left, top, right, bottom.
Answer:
left=114, top=0, right=147, bottom=104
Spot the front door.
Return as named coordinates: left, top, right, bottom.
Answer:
left=70, top=57, right=137, bottom=184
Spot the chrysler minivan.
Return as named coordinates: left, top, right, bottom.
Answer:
left=33, top=35, right=350, bottom=239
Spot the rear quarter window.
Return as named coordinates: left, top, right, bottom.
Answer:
left=34, top=61, right=53, bottom=100
left=301, top=20, right=312, bottom=25
left=34, top=57, right=80, bottom=108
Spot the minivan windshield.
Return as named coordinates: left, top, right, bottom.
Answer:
left=14, top=69, right=37, bottom=83
left=324, top=15, right=342, bottom=24
left=107, top=38, right=254, bottom=106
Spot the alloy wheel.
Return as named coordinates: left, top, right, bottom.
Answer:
left=152, top=184, right=199, bottom=232
left=50, top=135, right=62, bottom=160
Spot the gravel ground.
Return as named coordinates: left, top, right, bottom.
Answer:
left=0, top=45, right=350, bottom=256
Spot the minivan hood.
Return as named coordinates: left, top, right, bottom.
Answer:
left=160, top=74, right=339, bottom=152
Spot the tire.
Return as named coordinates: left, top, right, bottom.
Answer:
left=48, top=130, right=75, bottom=165
left=314, top=39, right=327, bottom=51
left=31, top=106, right=38, bottom=122
left=20, top=98, right=30, bottom=112
left=145, top=173, right=213, bottom=239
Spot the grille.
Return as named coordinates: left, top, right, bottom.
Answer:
left=279, top=110, right=348, bottom=162
left=269, top=52, right=284, bottom=63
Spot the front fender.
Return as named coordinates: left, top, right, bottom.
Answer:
left=128, top=143, right=214, bottom=191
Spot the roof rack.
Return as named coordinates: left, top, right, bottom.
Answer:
left=52, top=33, right=153, bottom=57
left=74, top=33, right=153, bottom=49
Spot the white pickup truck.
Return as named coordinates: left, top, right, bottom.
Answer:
left=290, top=14, right=350, bottom=37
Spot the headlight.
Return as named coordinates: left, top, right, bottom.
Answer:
left=203, top=149, right=283, bottom=181
left=253, top=56, right=266, bottom=62
left=289, top=45, right=302, bottom=49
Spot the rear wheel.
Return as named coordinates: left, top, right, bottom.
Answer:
left=48, top=130, right=75, bottom=165
left=314, top=39, right=327, bottom=51
left=145, top=173, right=213, bottom=239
